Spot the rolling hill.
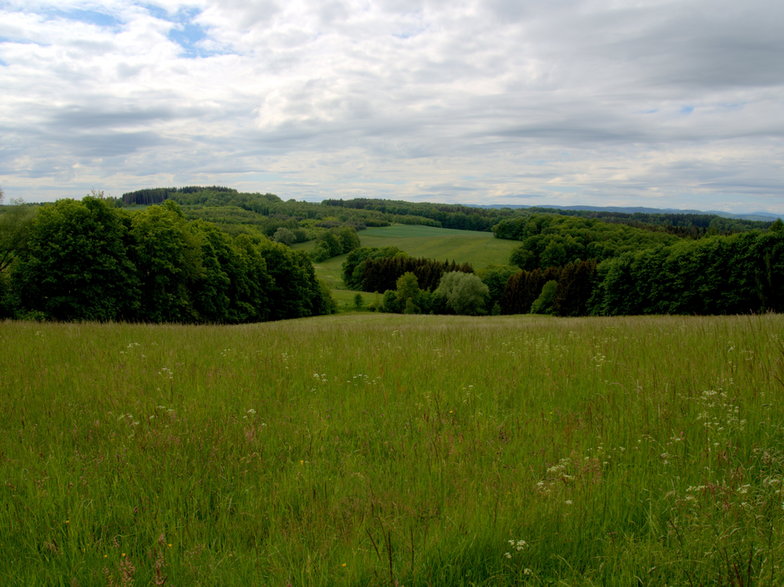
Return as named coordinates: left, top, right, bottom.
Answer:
left=295, top=224, right=520, bottom=307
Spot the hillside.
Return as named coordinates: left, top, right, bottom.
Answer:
left=294, top=224, right=519, bottom=307
left=2, top=188, right=781, bottom=319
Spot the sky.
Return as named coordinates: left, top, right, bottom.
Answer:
left=1, top=0, right=783, bottom=214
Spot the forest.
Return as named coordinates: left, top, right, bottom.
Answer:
left=0, top=196, right=332, bottom=323
left=0, top=186, right=781, bottom=322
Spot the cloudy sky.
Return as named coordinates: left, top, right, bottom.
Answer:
left=1, top=0, right=783, bottom=213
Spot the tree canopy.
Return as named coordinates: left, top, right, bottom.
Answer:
left=2, top=198, right=333, bottom=323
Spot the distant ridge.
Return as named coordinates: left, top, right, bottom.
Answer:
left=471, top=203, right=782, bottom=222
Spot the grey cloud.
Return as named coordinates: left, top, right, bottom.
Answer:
left=46, top=130, right=168, bottom=158
left=2, top=0, right=783, bottom=213
left=49, top=106, right=176, bottom=130
left=607, top=6, right=784, bottom=90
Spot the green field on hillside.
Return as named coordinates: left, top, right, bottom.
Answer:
left=300, top=224, right=520, bottom=306
left=356, top=224, right=519, bottom=266
left=2, top=314, right=783, bottom=585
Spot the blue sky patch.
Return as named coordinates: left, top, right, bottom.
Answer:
left=140, top=3, right=169, bottom=21
left=167, top=10, right=212, bottom=58
left=49, top=9, right=122, bottom=29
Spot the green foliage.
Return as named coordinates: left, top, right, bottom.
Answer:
left=0, top=271, right=10, bottom=318
left=0, top=202, right=36, bottom=273
left=256, top=239, right=334, bottom=320
left=5, top=198, right=332, bottom=324
left=312, top=226, right=360, bottom=262
left=130, top=202, right=203, bottom=322
left=352, top=254, right=473, bottom=294
left=395, top=271, right=421, bottom=305
left=341, top=246, right=403, bottom=290
left=501, top=266, right=561, bottom=314
left=12, top=197, right=141, bottom=321
left=434, top=271, right=489, bottom=315
left=530, top=280, right=558, bottom=314
left=123, top=187, right=393, bottom=236
left=271, top=226, right=296, bottom=245
left=500, top=213, right=678, bottom=270
left=120, top=185, right=242, bottom=206
left=380, top=289, right=401, bottom=313
left=324, top=197, right=518, bottom=231
left=494, top=208, right=769, bottom=240
left=553, top=260, right=598, bottom=317
left=477, top=265, right=518, bottom=309
left=589, top=231, right=784, bottom=315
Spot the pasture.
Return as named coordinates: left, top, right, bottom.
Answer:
left=306, top=224, right=520, bottom=307
left=1, top=313, right=783, bottom=585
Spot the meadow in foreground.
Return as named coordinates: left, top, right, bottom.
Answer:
left=1, top=314, right=783, bottom=585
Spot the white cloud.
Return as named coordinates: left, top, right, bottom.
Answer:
left=0, top=0, right=782, bottom=213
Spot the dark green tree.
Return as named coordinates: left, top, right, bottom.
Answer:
left=0, top=202, right=35, bottom=274
left=12, top=197, right=140, bottom=321
left=478, top=265, right=518, bottom=308
left=530, top=280, right=558, bottom=314
left=553, top=260, right=597, bottom=316
left=129, top=201, right=203, bottom=323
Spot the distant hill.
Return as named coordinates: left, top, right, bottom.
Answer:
left=471, top=203, right=781, bottom=222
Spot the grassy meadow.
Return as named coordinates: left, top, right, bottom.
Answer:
left=1, top=313, right=783, bottom=585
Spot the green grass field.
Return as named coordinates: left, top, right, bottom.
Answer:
left=302, top=224, right=520, bottom=308
left=2, top=314, right=783, bottom=585
left=356, top=224, right=519, bottom=267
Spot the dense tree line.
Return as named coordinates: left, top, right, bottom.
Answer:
left=495, top=227, right=783, bottom=316
left=494, top=213, right=678, bottom=270
left=0, top=197, right=333, bottom=323
left=342, top=246, right=404, bottom=290
left=323, top=198, right=516, bottom=231
left=376, top=270, right=489, bottom=315
left=341, top=247, right=473, bottom=293
left=500, top=261, right=598, bottom=316
left=524, top=207, right=771, bottom=238
left=590, top=228, right=784, bottom=315
left=120, top=186, right=241, bottom=206
left=121, top=187, right=392, bottom=241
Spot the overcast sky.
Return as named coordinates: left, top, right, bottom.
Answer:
left=1, top=0, right=783, bottom=213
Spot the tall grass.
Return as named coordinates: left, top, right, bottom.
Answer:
left=1, top=314, right=782, bottom=585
